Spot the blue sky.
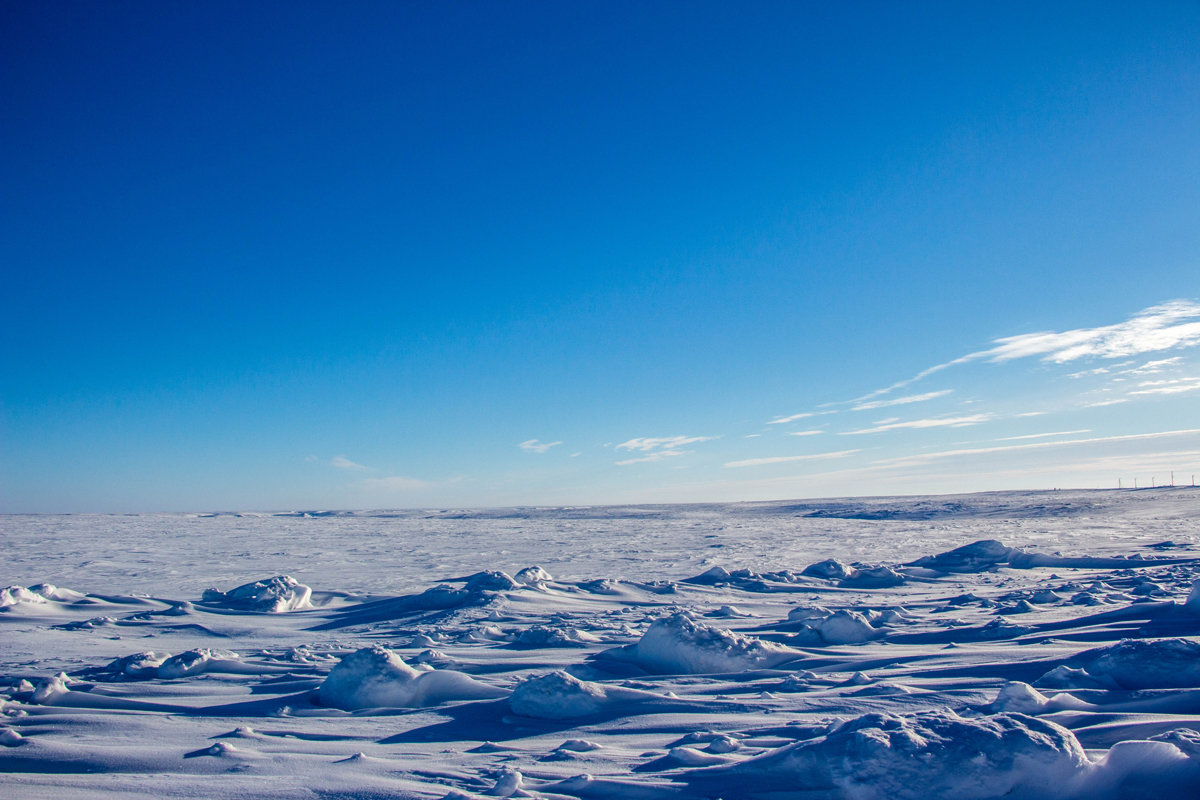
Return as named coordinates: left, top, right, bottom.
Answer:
left=2, top=1, right=1199, bottom=512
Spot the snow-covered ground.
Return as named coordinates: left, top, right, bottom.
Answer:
left=3, top=488, right=1200, bottom=798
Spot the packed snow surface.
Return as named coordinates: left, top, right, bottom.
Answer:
left=3, top=487, right=1200, bottom=799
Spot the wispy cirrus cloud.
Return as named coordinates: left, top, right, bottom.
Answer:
left=841, top=413, right=994, bottom=435
left=724, top=449, right=860, bottom=468
left=872, top=428, right=1200, bottom=469
left=616, top=436, right=715, bottom=452
left=1129, top=377, right=1200, bottom=396
left=854, top=300, right=1200, bottom=403
left=995, top=429, right=1091, bottom=441
left=331, top=455, right=369, bottom=470
left=787, top=430, right=824, bottom=437
left=519, top=439, right=563, bottom=453
left=614, top=435, right=716, bottom=466
left=766, top=411, right=834, bottom=425
left=851, top=389, right=953, bottom=411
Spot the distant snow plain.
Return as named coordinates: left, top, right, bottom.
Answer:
left=4, top=488, right=1200, bottom=799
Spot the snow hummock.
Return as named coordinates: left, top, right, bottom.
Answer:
left=801, top=558, right=854, bottom=580
left=1037, top=638, right=1200, bottom=690
left=509, top=671, right=611, bottom=719
left=201, top=576, right=313, bottom=612
left=682, top=710, right=1089, bottom=800
left=317, top=645, right=505, bottom=710
left=158, top=648, right=242, bottom=678
left=790, top=608, right=882, bottom=645
left=606, top=612, right=797, bottom=674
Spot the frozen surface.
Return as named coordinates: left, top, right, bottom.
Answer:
left=3, top=487, right=1200, bottom=798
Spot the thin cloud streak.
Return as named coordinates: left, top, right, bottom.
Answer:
left=616, top=436, right=715, bottom=452
left=519, top=439, right=563, bottom=453
left=852, top=389, right=953, bottom=411
left=842, top=414, right=994, bottom=435
left=331, top=455, right=368, bottom=470
left=617, top=449, right=691, bottom=466
left=724, top=449, right=860, bottom=468
left=995, top=429, right=1092, bottom=441
left=852, top=300, right=1200, bottom=403
left=872, top=428, right=1200, bottom=469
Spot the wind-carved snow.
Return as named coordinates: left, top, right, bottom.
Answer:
left=3, top=488, right=1200, bottom=798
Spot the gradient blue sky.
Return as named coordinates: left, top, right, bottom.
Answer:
left=3, top=1, right=1199, bottom=512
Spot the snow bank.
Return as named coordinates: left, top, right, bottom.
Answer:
left=201, top=575, right=313, bottom=612
left=1037, top=638, right=1200, bottom=690
left=606, top=613, right=798, bottom=674
left=682, top=710, right=1089, bottom=800
left=317, top=645, right=505, bottom=709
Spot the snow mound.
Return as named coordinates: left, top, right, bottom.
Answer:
left=990, top=681, right=1052, bottom=714
left=513, top=625, right=599, bottom=648
left=317, top=645, right=505, bottom=710
left=513, top=566, right=553, bottom=586
left=840, top=565, right=906, bottom=588
left=1037, top=638, right=1200, bottom=690
left=509, top=671, right=611, bottom=719
left=158, top=648, right=242, bottom=678
left=910, top=540, right=1016, bottom=573
left=682, top=710, right=1088, bottom=800
left=201, top=576, right=313, bottom=612
left=105, top=651, right=172, bottom=679
left=791, top=608, right=882, bottom=645
left=0, top=583, right=86, bottom=610
left=610, top=613, right=798, bottom=674
left=801, top=559, right=854, bottom=580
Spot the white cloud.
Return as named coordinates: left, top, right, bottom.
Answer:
left=853, top=300, right=1200, bottom=403
left=361, top=475, right=431, bottom=491
left=1127, top=357, right=1182, bottom=374
left=851, top=389, right=953, bottom=411
left=1129, top=377, right=1200, bottom=396
left=996, top=429, right=1091, bottom=441
left=1084, top=398, right=1129, bottom=407
left=766, top=411, right=836, bottom=425
left=519, top=439, right=563, bottom=453
left=873, top=428, right=1200, bottom=469
left=724, top=449, right=860, bottom=468
left=982, top=301, right=1200, bottom=364
left=787, top=429, right=823, bottom=436
left=616, top=436, right=715, bottom=452
left=617, top=449, right=690, bottom=466
left=331, top=455, right=368, bottom=470
left=842, top=413, right=994, bottom=435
